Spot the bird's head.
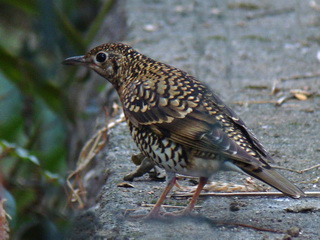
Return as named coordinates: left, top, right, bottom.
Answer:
left=63, top=43, right=139, bottom=89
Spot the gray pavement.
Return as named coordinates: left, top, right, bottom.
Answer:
left=70, top=1, right=320, bottom=239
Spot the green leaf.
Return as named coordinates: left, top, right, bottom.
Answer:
left=15, top=148, right=40, bottom=165
left=44, top=170, right=60, bottom=181
left=0, top=140, right=40, bottom=166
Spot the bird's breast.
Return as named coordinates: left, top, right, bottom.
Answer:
left=128, top=121, right=222, bottom=178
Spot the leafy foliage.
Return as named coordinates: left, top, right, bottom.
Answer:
left=0, top=0, right=114, bottom=238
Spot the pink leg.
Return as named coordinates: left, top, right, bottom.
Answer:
left=181, top=177, right=208, bottom=215
left=146, top=172, right=176, bottom=218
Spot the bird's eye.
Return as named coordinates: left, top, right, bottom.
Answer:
left=95, top=52, right=107, bottom=63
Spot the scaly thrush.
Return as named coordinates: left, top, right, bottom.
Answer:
left=63, top=43, right=304, bottom=218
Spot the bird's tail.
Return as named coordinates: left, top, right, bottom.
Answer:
left=240, top=165, right=305, bottom=198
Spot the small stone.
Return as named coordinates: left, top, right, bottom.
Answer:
left=282, top=234, right=292, bottom=240
left=174, top=5, right=186, bottom=13
left=229, top=201, right=246, bottom=211
left=143, top=24, right=159, bottom=32
left=210, top=8, right=221, bottom=15
left=287, top=226, right=300, bottom=237
left=285, top=204, right=318, bottom=213
left=317, top=51, right=320, bottom=62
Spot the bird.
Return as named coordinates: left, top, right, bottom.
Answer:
left=63, top=43, right=305, bottom=218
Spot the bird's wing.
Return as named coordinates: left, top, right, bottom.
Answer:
left=122, top=74, right=272, bottom=166
left=206, top=91, right=274, bottom=162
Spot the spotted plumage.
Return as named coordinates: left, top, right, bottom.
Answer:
left=63, top=43, right=304, bottom=217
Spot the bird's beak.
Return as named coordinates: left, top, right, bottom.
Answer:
left=62, top=55, right=87, bottom=65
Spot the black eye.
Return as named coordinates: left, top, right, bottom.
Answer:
left=96, top=52, right=107, bottom=63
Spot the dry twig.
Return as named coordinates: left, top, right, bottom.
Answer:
left=67, top=113, right=125, bottom=208
left=172, top=191, right=320, bottom=198
left=232, top=100, right=278, bottom=106
left=270, top=163, right=320, bottom=174
left=272, top=72, right=320, bottom=94
left=279, top=72, right=320, bottom=81
left=0, top=199, right=9, bottom=240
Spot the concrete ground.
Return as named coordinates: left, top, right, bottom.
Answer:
left=69, top=0, right=320, bottom=239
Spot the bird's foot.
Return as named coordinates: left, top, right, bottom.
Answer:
left=162, top=207, right=194, bottom=218
left=125, top=207, right=165, bottom=220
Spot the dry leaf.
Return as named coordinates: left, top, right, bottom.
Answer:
left=176, top=178, right=267, bottom=193
left=294, top=93, right=308, bottom=101
left=117, top=182, right=134, bottom=188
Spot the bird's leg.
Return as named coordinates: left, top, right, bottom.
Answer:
left=146, top=172, right=176, bottom=218
left=182, top=177, right=208, bottom=215
left=164, top=176, right=208, bottom=217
